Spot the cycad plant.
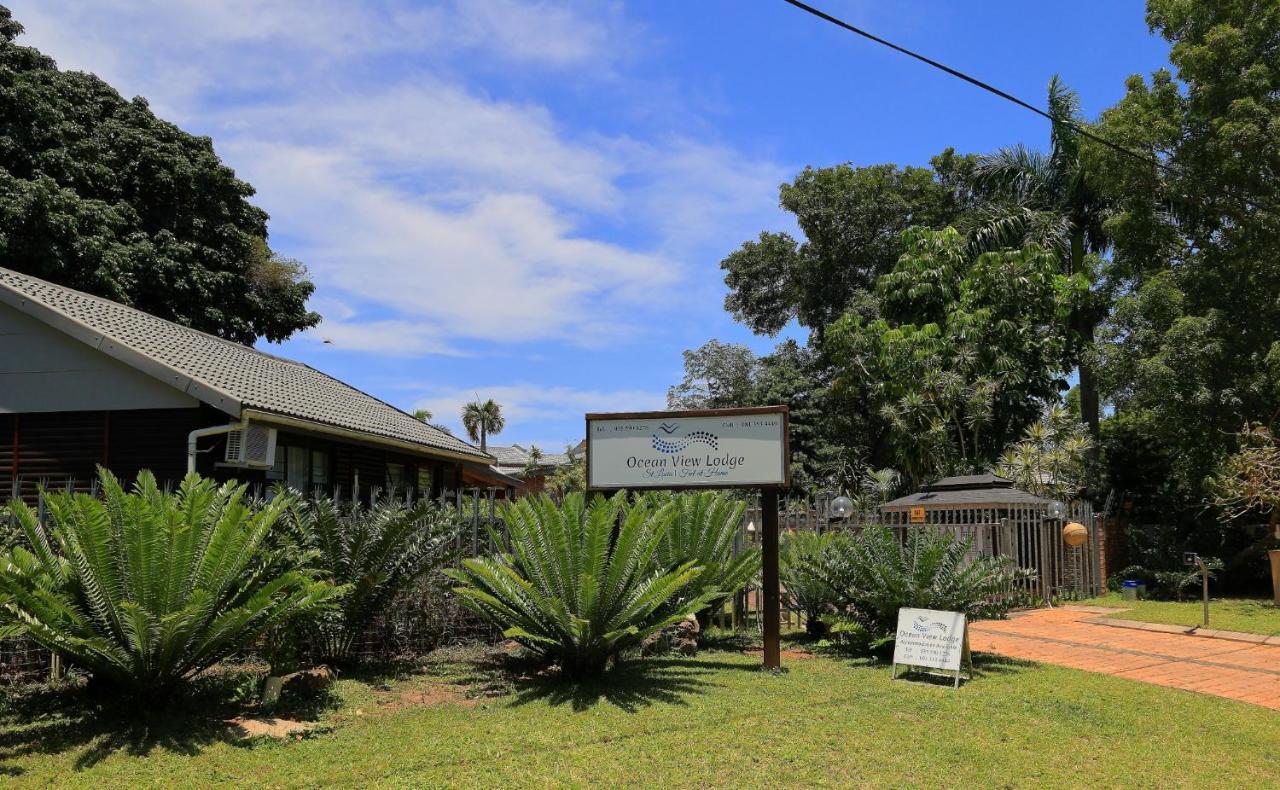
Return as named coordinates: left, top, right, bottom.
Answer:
left=650, top=492, right=760, bottom=622
left=821, top=523, right=1032, bottom=640
left=780, top=530, right=845, bottom=637
left=287, top=494, right=459, bottom=664
left=0, top=469, right=343, bottom=697
left=447, top=493, right=717, bottom=679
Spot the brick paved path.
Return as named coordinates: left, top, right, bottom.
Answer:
left=969, top=607, right=1280, bottom=710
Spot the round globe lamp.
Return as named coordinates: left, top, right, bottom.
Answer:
left=1062, top=521, right=1088, bottom=547
left=830, top=495, right=853, bottom=519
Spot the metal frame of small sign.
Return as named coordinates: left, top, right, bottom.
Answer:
left=890, top=608, right=974, bottom=689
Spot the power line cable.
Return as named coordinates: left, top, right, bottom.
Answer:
left=779, top=0, right=1277, bottom=216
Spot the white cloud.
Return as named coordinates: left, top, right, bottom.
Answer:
left=232, top=140, right=677, bottom=344
left=7, top=0, right=787, bottom=354
left=10, top=0, right=624, bottom=107
left=414, top=382, right=665, bottom=443
left=297, top=318, right=462, bottom=357
left=226, top=81, right=624, bottom=209
left=397, top=0, right=626, bottom=69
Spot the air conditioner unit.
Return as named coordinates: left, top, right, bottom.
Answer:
left=224, top=424, right=278, bottom=468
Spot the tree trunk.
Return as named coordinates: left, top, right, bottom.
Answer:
left=1069, top=231, right=1101, bottom=447
left=1078, top=318, right=1101, bottom=441
left=481, top=425, right=487, bottom=453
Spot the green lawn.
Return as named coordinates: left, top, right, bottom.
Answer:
left=3, top=643, right=1280, bottom=788
left=1078, top=593, right=1280, bottom=636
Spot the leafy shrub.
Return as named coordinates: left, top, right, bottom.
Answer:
left=285, top=494, right=459, bottom=665
left=1108, top=564, right=1157, bottom=592
left=650, top=492, right=760, bottom=620
left=780, top=530, right=846, bottom=637
left=0, top=469, right=343, bottom=697
left=1108, top=559, right=1223, bottom=600
left=819, top=524, right=1032, bottom=641
left=447, top=493, right=717, bottom=679
left=373, top=571, right=487, bottom=657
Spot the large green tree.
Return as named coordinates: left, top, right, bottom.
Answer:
left=666, top=337, right=844, bottom=490
left=667, top=339, right=759, bottom=410
left=720, top=150, right=979, bottom=338
left=0, top=7, right=318, bottom=344
left=827, top=227, right=1082, bottom=485
left=702, top=152, right=986, bottom=490
left=1090, top=0, right=1280, bottom=531
left=968, top=76, right=1109, bottom=441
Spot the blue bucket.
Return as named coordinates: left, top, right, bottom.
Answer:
left=1121, top=579, right=1144, bottom=601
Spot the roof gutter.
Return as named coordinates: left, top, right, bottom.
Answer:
left=241, top=409, right=492, bottom=465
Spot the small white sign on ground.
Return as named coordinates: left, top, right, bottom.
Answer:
left=892, top=607, right=968, bottom=686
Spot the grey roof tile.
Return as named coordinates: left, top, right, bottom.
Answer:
left=0, top=267, right=488, bottom=462
left=882, top=487, right=1051, bottom=509
left=925, top=474, right=1014, bottom=490
left=485, top=445, right=531, bottom=466
left=487, top=445, right=573, bottom=469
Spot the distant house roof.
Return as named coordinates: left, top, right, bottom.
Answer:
left=488, top=444, right=572, bottom=475
left=0, top=267, right=490, bottom=463
left=486, top=445, right=533, bottom=467
left=881, top=473, right=1052, bottom=510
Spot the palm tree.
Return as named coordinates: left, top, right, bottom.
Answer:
left=412, top=408, right=432, bottom=422
left=522, top=445, right=544, bottom=477
left=461, top=398, right=505, bottom=453
left=968, top=75, right=1110, bottom=443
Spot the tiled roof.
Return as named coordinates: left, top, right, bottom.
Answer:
left=486, top=445, right=532, bottom=467
left=882, top=486, right=1051, bottom=510
left=488, top=445, right=572, bottom=474
left=924, top=474, right=1014, bottom=490
left=0, top=267, right=489, bottom=462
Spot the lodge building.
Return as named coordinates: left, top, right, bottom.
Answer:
left=0, top=267, right=501, bottom=501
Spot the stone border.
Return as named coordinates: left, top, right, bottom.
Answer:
left=1059, top=605, right=1280, bottom=646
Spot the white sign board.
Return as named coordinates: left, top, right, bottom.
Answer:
left=892, top=607, right=966, bottom=673
left=586, top=408, right=789, bottom=490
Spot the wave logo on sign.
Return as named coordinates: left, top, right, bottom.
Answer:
left=912, top=615, right=948, bottom=634
left=651, top=427, right=719, bottom=454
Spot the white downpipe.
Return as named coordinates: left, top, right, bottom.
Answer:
left=187, top=419, right=248, bottom=474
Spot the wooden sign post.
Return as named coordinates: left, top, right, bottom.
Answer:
left=585, top=406, right=790, bottom=670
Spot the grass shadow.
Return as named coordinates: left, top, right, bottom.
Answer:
left=968, top=651, right=1038, bottom=677
left=0, top=665, right=345, bottom=774
left=887, top=651, right=1039, bottom=688
left=504, top=652, right=759, bottom=713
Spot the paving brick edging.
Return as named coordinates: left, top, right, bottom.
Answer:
left=1072, top=608, right=1280, bottom=646
left=971, top=607, right=1280, bottom=710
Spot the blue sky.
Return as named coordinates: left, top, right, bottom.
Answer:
left=10, top=1, right=1169, bottom=452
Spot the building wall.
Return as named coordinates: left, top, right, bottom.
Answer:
left=0, top=407, right=205, bottom=500
left=0, top=407, right=464, bottom=503
left=0, top=303, right=199, bottom=413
